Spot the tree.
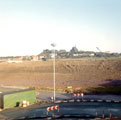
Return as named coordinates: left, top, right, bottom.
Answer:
left=70, top=46, right=78, bottom=54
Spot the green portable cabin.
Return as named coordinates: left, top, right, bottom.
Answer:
left=0, top=87, right=36, bottom=109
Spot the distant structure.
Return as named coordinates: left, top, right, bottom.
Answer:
left=0, top=46, right=120, bottom=62
left=32, top=56, right=39, bottom=61
left=7, top=60, right=23, bottom=63
left=37, top=46, right=121, bottom=59
left=70, top=46, right=78, bottom=54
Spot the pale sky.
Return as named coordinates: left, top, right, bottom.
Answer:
left=0, top=0, right=121, bottom=56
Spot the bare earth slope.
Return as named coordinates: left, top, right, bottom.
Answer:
left=0, top=58, right=121, bottom=93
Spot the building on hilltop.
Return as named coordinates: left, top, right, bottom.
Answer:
left=32, top=56, right=39, bottom=61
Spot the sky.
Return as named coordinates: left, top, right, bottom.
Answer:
left=0, top=0, right=121, bottom=56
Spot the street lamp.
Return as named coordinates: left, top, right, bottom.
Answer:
left=51, top=43, right=56, bottom=101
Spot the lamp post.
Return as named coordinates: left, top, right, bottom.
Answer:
left=51, top=43, right=56, bottom=101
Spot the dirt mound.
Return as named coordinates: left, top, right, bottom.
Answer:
left=0, top=58, right=121, bottom=92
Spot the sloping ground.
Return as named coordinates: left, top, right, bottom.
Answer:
left=0, top=58, right=121, bottom=93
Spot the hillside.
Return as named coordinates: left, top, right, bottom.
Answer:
left=0, top=58, right=121, bottom=93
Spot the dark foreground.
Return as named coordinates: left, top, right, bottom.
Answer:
left=1, top=101, right=120, bottom=120
left=19, top=102, right=121, bottom=119
left=1, top=93, right=121, bottom=120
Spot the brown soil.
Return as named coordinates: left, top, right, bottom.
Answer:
left=0, top=58, right=121, bottom=92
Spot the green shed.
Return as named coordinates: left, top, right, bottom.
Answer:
left=0, top=87, right=36, bottom=109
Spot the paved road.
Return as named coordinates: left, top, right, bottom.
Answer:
left=37, top=91, right=121, bottom=101
left=1, top=91, right=121, bottom=119
left=14, top=101, right=121, bottom=119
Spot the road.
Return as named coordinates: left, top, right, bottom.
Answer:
left=0, top=91, right=121, bottom=119
left=37, top=91, right=121, bottom=101
left=14, top=101, right=121, bottom=119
